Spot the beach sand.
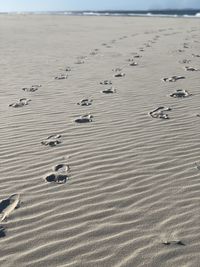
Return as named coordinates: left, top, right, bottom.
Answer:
left=0, top=14, right=200, bottom=267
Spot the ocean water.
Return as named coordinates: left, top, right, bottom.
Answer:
left=63, top=10, right=200, bottom=18
left=1, top=9, right=200, bottom=18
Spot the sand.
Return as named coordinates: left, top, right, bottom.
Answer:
left=0, top=14, right=200, bottom=267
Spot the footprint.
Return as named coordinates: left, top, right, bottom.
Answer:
left=179, top=59, right=191, bottom=64
left=41, top=134, right=62, bottom=147
left=9, top=98, right=31, bottom=108
left=77, top=98, right=93, bottom=106
left=112, top=68, right=122, bottom=72
left=129, top=62, right=138, bottom=66
left=45, top=162, right=70, bottom=184
left=0, top=194, right=20, bottom=222
left=195, top=162, right=200, bottom=171
left=149, top=107, right=171, bottom=119
left=65, top=67, right=71, bottom=71
left=54, top=74, right=68, bottom=80
left=162, top=76, right=185, bottom=82
left=184, top=66, right=199, bottom=71
left=74, top=60, right=85, bottom=64
left=22, top=84, right=41, bottom=92
left=100, top=80, right=112, bottom=85
left=78, top=56, right=87, bottom=60
left=127, top=58, right=135, bottom=62
left=192, top=54, right=200, bottom=58
left=170, top=89, right=191, bottom=98
left=114, top=73, right=125, bottom=78
left=177, top=49, right=185, bottom=53
left=90, top=51, right=98, bottom=56
left=90, top=48, right=99, bottom=55
left=45, top=173, right=68, bottom=184
left=74, top=114, right=93, bottom=123
left=101, top=87, right=116, bottom=94
left=183, top=43, right=189, bottom=49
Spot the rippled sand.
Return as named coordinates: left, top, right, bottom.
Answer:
left=0, top=14, right=200, bottom=267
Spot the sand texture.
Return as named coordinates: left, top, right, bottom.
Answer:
left=0, top=14, right=200, bottom=267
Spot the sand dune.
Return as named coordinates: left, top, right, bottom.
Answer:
left=0, top=14, right=200, bottom=267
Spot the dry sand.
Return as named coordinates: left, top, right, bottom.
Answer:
left=0, top=14, right=200, bottom=267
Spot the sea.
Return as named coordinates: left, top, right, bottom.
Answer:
left=62, top=9, right=200, bottom=18
left=1, top=9, right=200, bottom=18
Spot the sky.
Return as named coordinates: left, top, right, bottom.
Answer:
left=0, top=0, right=200, bottom=12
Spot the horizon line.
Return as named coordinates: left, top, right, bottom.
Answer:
left=0, top=8, right=200, bottom=13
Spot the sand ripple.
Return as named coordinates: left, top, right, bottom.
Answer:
left=1, top=15, right=200, bottom=267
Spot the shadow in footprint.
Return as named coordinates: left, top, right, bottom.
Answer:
left=101, top=88, right=116, bottom=94
left=0, top=199, right=12, bottom=214
left=114, top=73, right=125, bottom=78
left=74, top=115, right=93, bottom=123
left=0, top=226, right=6, bottom=238
left=45, top=173, right=68, bottom=184
left=162, top=240, right=185, bottom=246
